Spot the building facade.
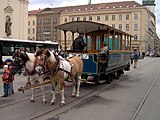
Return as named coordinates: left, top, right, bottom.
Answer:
left=60, top=1, right=156, bottom=53
left=36, top=7, right=65, bottom=45
left=31, top=1, right=158, bottom=54
left=0, top=0, right=28, bottom=39
left=28, top=10, right=41, bottom=40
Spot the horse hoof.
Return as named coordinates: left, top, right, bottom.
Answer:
left=75, top=96, right=80, bottom=99
left=30, top=99, right=35, bottom=103
left=60, top=103, right=65, bottom=107
left=42, top=101, right=47, bottom=104
left=71, top=94, right=75, bottom=97
left=56, top=93, right=59, bottom=95
left=50, top=102, right=55, bottom=105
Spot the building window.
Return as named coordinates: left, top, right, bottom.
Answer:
left=119, top=24, right=122, bottom=30
left=38, top=27, right=41, bottom=33
left=28, top=37, right=30, bottom=40
left=83, top=17, right=86, bottom=21
left=53, top=18, right=57, bottom=24
left=53, top=28, right=57, bottom=32
left=96, top=16, right=100, bottom=21
left=77, top=17, right=80, bottom=21
left=119, top=14, right=122, bottom=20
left=44, top=35, right=51, bottom=41
left=44, top=26, right=51, bottom=32
left=105, top=15, right=108, bottom=21
left=134, top=13, right=138, bottom=20
left=126, top=24, right=129, bottom=31
left=64, top=18, right=67, bottom=22
left=112, top=24, right=115, bottom=28
left=89, top=16, right=92, bottom=21
left=134, top=34, right=138, bottom=40
left=33, top=28, right=35, bottom=33
left=28, top=29, right=30, bottom=34
left=38, top=19, right=41, bottom=25
left=44, top=18, right=51, bottom=24
left=33, top=37, right=35, bottom=40
left=126, top=14, right=129, bottom=20
left=71, top=17, right=74, bottom=21
left=33, top=21, right=35, bottom=25
left=112, top=15, right=115, bottom=20
left=28, top=21, right=30, bottom=26
left=134, top=23, right=138, bottom=30
left=37, top=36, right=41, bottom=41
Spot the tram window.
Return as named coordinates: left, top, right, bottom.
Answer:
left=96, top=36, right=101, bottom=50
left=87, top=36, right=92, bottom=50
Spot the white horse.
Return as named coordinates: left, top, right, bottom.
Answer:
left=18, top=53, right=47, bottom=103
left=35, top=49, right=83, bottom=105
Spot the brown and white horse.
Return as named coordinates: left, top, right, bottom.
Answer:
left=15, top=53, right=47, bottom=103
left=35, top=49, right=83, bottom=105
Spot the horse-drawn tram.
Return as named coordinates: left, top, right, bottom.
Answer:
left=56, top=21, right=133, bottom=83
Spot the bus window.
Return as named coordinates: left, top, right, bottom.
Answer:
left=3, top=42, right=14, bottom=56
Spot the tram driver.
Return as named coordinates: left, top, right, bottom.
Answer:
left=72, top=33, right=86, bottom=52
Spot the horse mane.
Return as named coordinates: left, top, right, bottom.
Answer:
left=48, top=50, right=56, bottom=63
left=26, top=53, right=35, bottom=63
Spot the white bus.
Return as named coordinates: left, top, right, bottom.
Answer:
left=0, top=38, right=59, bottom=66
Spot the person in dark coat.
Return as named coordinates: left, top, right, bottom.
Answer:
left=73, top=33, right=86, bottom=52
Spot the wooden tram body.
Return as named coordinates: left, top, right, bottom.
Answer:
left=56, top=21, right=132, bottom=82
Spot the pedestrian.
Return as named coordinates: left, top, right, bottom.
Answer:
left=34, top=47, right=40, bottom=56
left=130, top=53, right=134, bottom=64
left=133, top=49, right=139, bottom=68
left=72, top=33, right=86, bottom=52
left=1, top=65, right=11, bottom=97
left=5, top=59, right=15, bottom=95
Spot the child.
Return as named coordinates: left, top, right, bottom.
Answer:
left=1, top=65, right=11, bottom=97
left=5, top=59, right=15, bottom=94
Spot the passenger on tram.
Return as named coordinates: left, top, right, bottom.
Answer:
left=100, top=42, right=109, bottom=54
left=72, top=33, right=86, bottom=52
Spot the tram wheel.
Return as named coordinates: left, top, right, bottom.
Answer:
left=114, top=71, right=120, bottom=79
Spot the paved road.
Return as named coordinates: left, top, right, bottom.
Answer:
left=36, top=57, right=160, bottom=120
left=0, top=57, right=159, bottom=120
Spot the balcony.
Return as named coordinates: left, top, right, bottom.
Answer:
left=43, top=32, right=51, bottom=35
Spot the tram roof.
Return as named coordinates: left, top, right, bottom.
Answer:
left=0, top=38, right=58, bottom=45
left=56, top=21, right=133, bottom=36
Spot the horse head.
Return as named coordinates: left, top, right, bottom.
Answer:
left=35, top=49, right=58, bottom=75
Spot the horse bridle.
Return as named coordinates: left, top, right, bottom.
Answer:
left=36, top=53, right=60, bottom=76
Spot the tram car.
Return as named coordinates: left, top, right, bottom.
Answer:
left=56, top=21, right=133, bottom=83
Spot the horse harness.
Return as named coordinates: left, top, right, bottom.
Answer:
left=37, top=52, right=73, bottom=81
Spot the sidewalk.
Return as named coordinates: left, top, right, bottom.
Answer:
left=0, top=74, right=28, bottom=96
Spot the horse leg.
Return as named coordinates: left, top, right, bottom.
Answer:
left=59, top=80, right=65, bottom=106
left=71, top=77, right=76, bottom=97
left=30, top=88, right=35, bottom=103
left=39, top=77, right=47, bottom=104
left=75, top=76, right=81, bottom=98
left=50, top=81, right=56, bottom=105
left=28, top=76, right=35, bottom=103
left=55, top=81, right=60, bottom=95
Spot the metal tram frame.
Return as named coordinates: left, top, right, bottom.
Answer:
left=57, top=21, right=133, bottom=83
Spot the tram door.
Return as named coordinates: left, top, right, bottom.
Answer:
left=0, top=43, right=2, bottom=67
